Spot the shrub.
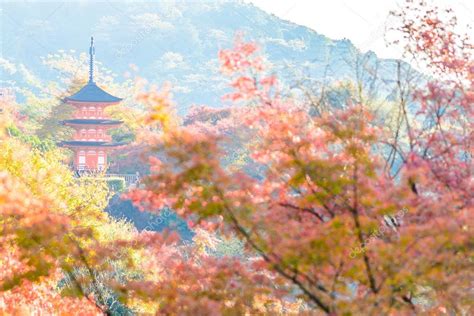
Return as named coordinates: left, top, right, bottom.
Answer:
left=105, top=177, right=126, bottom=192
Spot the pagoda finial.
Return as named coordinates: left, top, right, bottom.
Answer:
left=89, top=36, right=95, bottom=83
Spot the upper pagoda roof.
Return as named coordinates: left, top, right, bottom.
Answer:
left=65, top=82, right=122, bottom=103
left=65, top=37, right=122, bottom=103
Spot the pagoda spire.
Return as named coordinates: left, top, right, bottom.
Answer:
left=89, top=36, right=95, bottom=83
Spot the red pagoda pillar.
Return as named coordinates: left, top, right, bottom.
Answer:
left=60, top=37, right=124, bottom=172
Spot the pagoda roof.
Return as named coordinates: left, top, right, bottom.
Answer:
left=62, top=119, right=123, bottom=125
left=65, top=82, right=122, bottom=103
left=65, top=37, right=122, bottom=103
left=59, top=140, right=126, bottom=148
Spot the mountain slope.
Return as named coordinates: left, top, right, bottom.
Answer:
left=1, top=0, right=414, bottom=112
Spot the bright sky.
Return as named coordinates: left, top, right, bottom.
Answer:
left=248, top=0, right=474, bottom=59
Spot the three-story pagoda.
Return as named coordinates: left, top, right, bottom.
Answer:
left=60, top=37, right=124, bottom=171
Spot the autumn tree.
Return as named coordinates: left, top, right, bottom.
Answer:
left=0, top=98, right=143, bottom=314
left=129, top=2, right=473, bottom=314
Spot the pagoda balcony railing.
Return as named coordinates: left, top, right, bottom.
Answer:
left=105, top=173, right=140, bottom=186
left=72, top=168, right=140, bottom=187
left=72, top=135, right=112, bottom=142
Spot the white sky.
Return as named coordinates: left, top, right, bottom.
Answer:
left=247, top=0, right=474, bottom=59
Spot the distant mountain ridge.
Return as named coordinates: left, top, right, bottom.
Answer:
left=1, top=0, right=414, bottom=112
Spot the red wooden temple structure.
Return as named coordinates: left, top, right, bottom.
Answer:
left=60, top=37, right=124, bottom=171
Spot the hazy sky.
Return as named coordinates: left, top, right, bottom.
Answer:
left=248, top=0, right=474, bottom=59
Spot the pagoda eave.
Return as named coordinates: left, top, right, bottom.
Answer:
left=65, top=99, right=122, bottom=107
left=62, top=119, right=123, bottom=126
left=59, top=141, right=126, bottom=148
left=64, top=81, right=122, bottom=104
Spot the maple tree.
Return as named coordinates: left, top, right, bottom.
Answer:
left=1, top=97, right=277, bottom=314
left=129, top=1, right=473, bottom=314
left=0, top=100, right=142, bottom=314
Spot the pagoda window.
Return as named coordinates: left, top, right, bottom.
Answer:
left=80, top=129, right=87, bottom=139
left=97, top=107, right=103, bottom=118
left=97, top=129, right=104, bottom=141
left=81, top=107, right=88, bottom=118
left=89, top=107, right=96, bottom=118
left=88, top=129, right=96, bottom=141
